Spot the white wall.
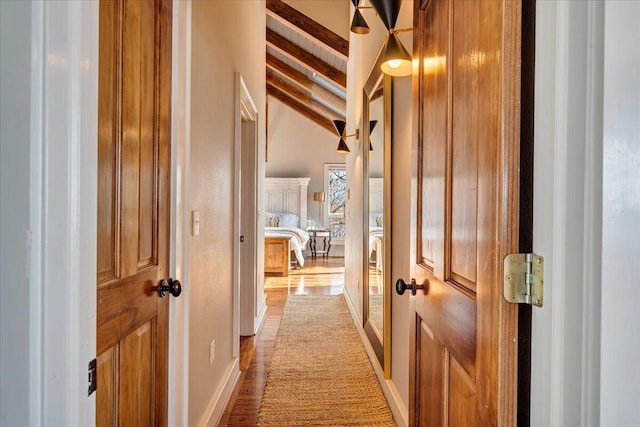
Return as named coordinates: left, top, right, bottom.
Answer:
left=188, top=1, right=266, bottom=425
left=344, top=1, right=412, bottom=423
left=389, top=71, right=412, bottom=418
left=265, top=98, right=343, bottom=227
left=601, top=2, right=640, bottom=425
left=344, top=0, right=388, bottom=335
left=0, top=2, right=33, bottom=423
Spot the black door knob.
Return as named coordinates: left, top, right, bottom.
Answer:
left=158, top=279, right=182, bottom=298
left=395, top=278, right=424, bottom=296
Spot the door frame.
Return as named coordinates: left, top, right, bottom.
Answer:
left=11, top=0, right=606, bottom=425
left=169, top=0, right=192, bottom=425
left=16, top=0, right=99, bottom=424
left=531, top=1, right=603, bottom=426
left=15, top=0, right=191, bottom=424
left=233, top=73, right=265, bottom=351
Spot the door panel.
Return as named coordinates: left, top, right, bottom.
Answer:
left=417, top=321, right=442, bottom=426
left=450, top=0, right=479, bottom=290
left=97, top=348, right=117, bottom=426
left=448, top=357, right=476, bottom=426
left=410, top=0, right=522, bottom=425
left=97, top=0, right=172, bottom=425
left=119, top=321, right=154, bottom=425
left=97, top=0, right=119, bottom=284
left=418, top=0, right=448, bottom=277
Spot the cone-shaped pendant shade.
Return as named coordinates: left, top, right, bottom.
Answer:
left=369, top=0, right=401, bottom=30
left=380, top=33, right=412, bottom=77
left=368, top=121, right=377, bottom=151
left=332, top=119, right=347, bottom=136
left=350, top=9, right=370, bottom=34
left=336, top=138, right=350, bottom=154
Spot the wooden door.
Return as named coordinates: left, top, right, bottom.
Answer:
left=96, top=0, right=172, bottom=425
left=407, top=0, right=525, bottom=425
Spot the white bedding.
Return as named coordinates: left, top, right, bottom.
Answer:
left=369, top=227, right=384, bottom=271
left=265, top=227, right=310, bottom=267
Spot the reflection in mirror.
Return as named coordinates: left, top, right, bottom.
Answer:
left=363, top=67, right=391, bottom=377
left=368, top=93, right=384, bottom=337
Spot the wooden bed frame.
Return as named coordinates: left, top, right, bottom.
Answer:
left=263, top=177, right=310, bottom=277
left=264, top=237, right=290, bottom=277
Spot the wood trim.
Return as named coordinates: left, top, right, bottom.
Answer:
left=496, top=0, right=522, bottom=424
left=155, top=1, right=172, bottom=424
left=267, top=53, right=345, bottom=114
left=267, top=28, right=346, bottom=90
left=266, top=0, right=349, bottom=60
left=517, top=0, right=536, bottom=424
left=266, top=71, right=342, bottom=120
left=266, top=84, right=335, bottom=133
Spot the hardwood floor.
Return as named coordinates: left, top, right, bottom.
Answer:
left=218, top=257, right=345, bottom=426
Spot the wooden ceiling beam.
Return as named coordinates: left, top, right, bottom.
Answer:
left=267, top=84, right=336, bottom=134
left=266, top=53, right=346, bottom=115
left=266, top=71, right=344, bottom=121
left=266, top=0, right=349, bottom=61
left=267, top=28, right=346, bottom=90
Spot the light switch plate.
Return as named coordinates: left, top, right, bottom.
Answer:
left=192, top=210, right=200, bottom=236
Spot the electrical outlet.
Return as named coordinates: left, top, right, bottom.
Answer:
left=209, top=340, right=215, bottom=365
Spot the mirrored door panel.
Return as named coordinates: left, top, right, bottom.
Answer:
left=363, top=66, right=392, bottom=377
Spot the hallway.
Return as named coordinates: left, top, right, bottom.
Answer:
left=219, top=258, right=347, bottom=426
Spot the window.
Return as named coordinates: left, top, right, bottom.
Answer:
left=324, top=164, right=346, bottom=239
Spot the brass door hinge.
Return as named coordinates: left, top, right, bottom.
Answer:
left=504, top=253, right=543, bottom=307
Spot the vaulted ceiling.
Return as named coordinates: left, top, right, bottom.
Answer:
left=265, top=0, right=348, bottom=133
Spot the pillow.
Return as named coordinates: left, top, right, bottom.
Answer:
left=265, top=216, right=280, bottom=227
left=279, top=213, right=299, bottom=228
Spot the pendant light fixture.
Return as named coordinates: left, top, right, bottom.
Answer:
left=350, top=0, right=371, bottom=34
left=369, top=0, right=412, bottom=77
left=350, top=0, right=381, bottom=35
left=368, top=120, right=378, bottom=151
left=379, top=31, right=412, bottom=76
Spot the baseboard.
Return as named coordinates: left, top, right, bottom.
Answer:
left=255, top=293, right=268, bottom=334
left=343, top=294, right=409, bottom=427
left=197, top=357, right=241, bottom=427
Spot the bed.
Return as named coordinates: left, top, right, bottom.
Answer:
left=264, top=177, right=311, bottom=276
left=368, top=178, right=384, bottom=272
left=368, top=222, right=384, bottom=272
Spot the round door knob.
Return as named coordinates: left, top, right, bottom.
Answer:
left=158, top=279, right=182, bottom=298
left=395, top=278, right=424, bottom=296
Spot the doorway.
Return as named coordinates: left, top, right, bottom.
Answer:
left=233, top=74, right=265, bottom=356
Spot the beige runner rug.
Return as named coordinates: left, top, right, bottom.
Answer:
left=257, top=295, right=396, bottom=426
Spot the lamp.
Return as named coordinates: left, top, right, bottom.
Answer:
left=332, top=120, right=359, bottom=154
left=313, top=191, right=326, bottom=227
left=350, top=0, right=372, bottom=34
left=380, top=31, right=412, bottom=76
left=337, top=138, right=351, bottom=154
left=368, top=0, right=413, bottom=77
left=368, top=120, right=378, bottom=151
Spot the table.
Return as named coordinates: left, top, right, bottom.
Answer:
left=307, top=228, right=332, bottom=259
